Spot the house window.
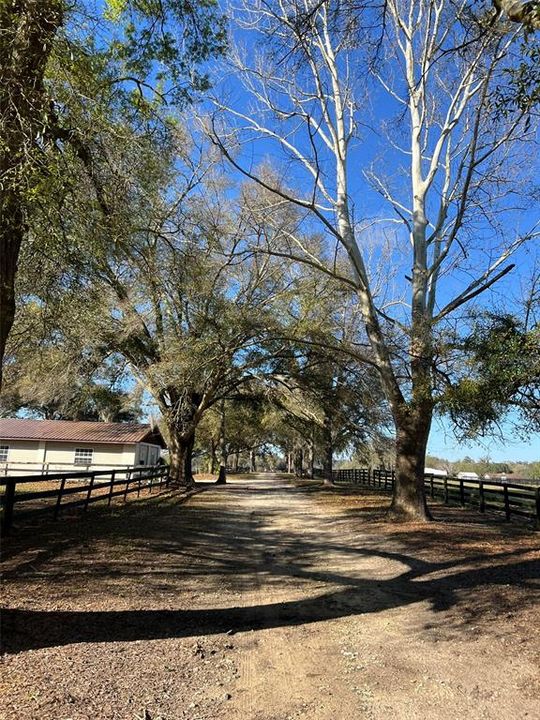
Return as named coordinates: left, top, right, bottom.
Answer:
left=0, top=445, right=8, bottom=462
left=74, top=448, right=94, bottom=466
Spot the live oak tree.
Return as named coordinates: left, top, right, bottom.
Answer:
left=37, top=113, right=292, bottom=485
left=0, top=212, right=146, bottom=422
left=210, top=0, right=539, bottom=520
left=0, top=331, right=141, bottom=422
left=0, top=0, right=225, bottom=391
left=195, top=396, right=272, bottom=477
left=268, top=347, right=390, bottom=483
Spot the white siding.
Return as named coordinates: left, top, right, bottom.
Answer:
left=42, top=441, right=137, bottom=468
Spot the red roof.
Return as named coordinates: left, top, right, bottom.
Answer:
left=0, top=418, right=165, bottom=446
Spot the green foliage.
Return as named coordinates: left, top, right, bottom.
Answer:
left=1, top=295, right=141, bottom=422
left=493, top=38, right=540, bottom=117
left=441, top=313, right=540, bottom=438
left=95, top=0, right=227, bottom=103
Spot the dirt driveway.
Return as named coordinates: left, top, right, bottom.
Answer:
left=1, top=474, right=539, bottom=720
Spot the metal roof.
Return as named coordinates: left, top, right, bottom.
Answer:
left=0, top=418, right=165, bottom=446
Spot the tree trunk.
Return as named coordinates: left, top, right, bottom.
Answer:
left=168, top=433, right=195, bottom=488
left=307, top=434, right=315, bottom=479
left=233, top=451, right=239, bottom=473
left=321, top=415, right=334, bottom=485
left=249, top=449, right=257, bottom=473
left=287, top=451, right=292, bottom=474
left=389, top=404, right=432, bottom=521
left=216, top=400, right=227, bottom=484
left=210, top=438, right=218, bottom=474
left=0, top=227, right=19, bottom=391
left=0, top=1, right=64, bottom=391
left=293, top=446, right=303, bottom=477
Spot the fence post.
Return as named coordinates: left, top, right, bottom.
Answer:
left=124, top=469, right=132, bottom=502
left=54, top=477, right=67, bottom=519
left=444, top=476, right=449, bottom=505
left=503, top=484, right=510, bottom=521
left=479, top=481, right=485, bottom=513
left=137, top=470, right=143, bottom=497
left=459, top=478, right=465, bottom=506
left=148, top=469, right=154, bottom=494
left=84, top=473, right=96, bottom=511
left=2, top=478, right=17, bottom=535
left=108, top=470, right=116, bottom=506
left=430, top=475, right=434, bottom=499
left=535, top=487, right=540, bottom=528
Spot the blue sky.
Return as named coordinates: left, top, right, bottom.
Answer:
left=428, top=416, right=540, bottom=462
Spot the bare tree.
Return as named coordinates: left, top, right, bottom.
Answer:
left=210, top=0, right=539, bottom=519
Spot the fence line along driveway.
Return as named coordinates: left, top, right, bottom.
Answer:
left=0, top=464, right=169, bottom=535
left=333, top=468, right=540, bottom=525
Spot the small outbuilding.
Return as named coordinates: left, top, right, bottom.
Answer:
left=0, top=418, right=166, bottom=475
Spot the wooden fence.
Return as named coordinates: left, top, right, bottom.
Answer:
left=1, top=460, right=135, bottom=477
left=332, top=468, right=540, bottom=524
left=1, top=464, right=169, bottom=535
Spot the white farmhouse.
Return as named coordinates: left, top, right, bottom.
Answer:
left=0, top=418, right=165, bottom=475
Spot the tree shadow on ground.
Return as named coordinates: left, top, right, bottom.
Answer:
left=2, top=480, right=539, bottom=655
left=2, top=552, right=538, bottom=654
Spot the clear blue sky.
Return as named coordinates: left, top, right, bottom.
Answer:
left=427, top=416, right=540, bottom=463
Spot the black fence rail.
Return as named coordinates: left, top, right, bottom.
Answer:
left=1, top=465, right=170, bottom=535
left=332, top=468, right=540, bottom=524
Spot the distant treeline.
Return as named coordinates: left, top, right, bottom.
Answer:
left=338, top=454, right=540, bottom=480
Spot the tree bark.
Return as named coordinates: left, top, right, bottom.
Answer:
left=216, top=464, right=227, bottom=484
left=168, top=432, right=195, bottom=488
left=0, top=1, right=63, bottom=390
left=210, top=438, right=218, bottom=474
left=250, top=449, right=257, bottom=473
left=216, top=400, right=227, bottom=484
left=388, top=403, right=433, bottom=521
left=321, top=415, right=334, bottom=485
left=293, top=446, right=303, bottom=477
left=307, top=434, right=315, bottom=479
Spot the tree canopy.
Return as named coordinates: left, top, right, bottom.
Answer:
left=1, top=0, right=538, bottom=517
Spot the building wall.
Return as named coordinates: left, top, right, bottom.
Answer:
left=0, top=440, right=160, bottom=475
left=43, top=441, right=138, bottom=468
left=0, top=440, right=43, bottom=466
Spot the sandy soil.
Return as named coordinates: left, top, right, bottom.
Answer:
left=1, top=474, right=539, bottom=720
